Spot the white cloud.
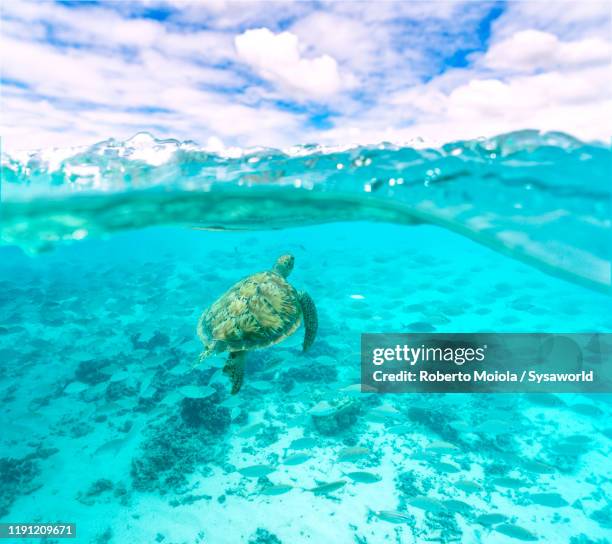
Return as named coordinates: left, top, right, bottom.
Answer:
left=319, top=48, right=611, bottom=146
left=484, top=30, right=612, bottom=72
left=445, top=67, right=611, bottom=126
left=2, top=83, right=304, bottom=151
left=0, top=1, right=311, bottom=150
left=490, top=1, right=612, bottom=41
left=291, top=13, right=376, bottom=68
left=328, top=1, right=461, bottom=23
left=289, top=11, right=421, bottom=100
left=234, top=28, right=344, bottom=98
left=313, top=17, right=612, bottom=146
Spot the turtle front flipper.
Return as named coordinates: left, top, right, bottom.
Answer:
left=223, top=351, right=247, bottom=394
left=298, top=291, right=318, bottom=352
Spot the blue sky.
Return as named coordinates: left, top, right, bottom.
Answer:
left=2, top=1, right=610, bottom=151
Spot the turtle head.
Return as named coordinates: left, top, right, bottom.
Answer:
left=273, top=254, right=295, bottom=278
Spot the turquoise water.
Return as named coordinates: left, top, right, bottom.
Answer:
left=1, top=132, right=611, bottom=543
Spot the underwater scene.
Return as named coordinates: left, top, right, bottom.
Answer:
left=1, top=131, right=612, bottom=544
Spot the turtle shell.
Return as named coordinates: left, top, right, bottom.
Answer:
left=199, top=271, right=302, bottom=351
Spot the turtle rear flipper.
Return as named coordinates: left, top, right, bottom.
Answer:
left=223, top=351, right=246, bottom=394
left=299, top=291, right=318, bottom=352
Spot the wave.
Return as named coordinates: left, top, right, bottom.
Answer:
left=2, top=130, right=610, bottom=293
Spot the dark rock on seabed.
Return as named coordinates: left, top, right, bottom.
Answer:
left=180, top=393, right=230, bottom=433
left=75, top=358, right=109, bottom=385
left=77, top=478, right=115, bottom=506
left=407, top=406, right=460, bottom=443
left=131, top=397, right=229, bottom=493
left=311, top=398, right=360, bottom=436
left=591, top=504, right=612, bottom=529
left=248, top=528, right=283, bottom=544
left=570, top=536, right=611, bottom=544
left=0, top=455, right=42, bottom=517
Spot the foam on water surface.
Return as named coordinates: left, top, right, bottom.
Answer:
left=2, top=130, right=611, bottom=292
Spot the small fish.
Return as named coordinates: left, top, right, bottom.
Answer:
left=238, top=465, right=275, bottom=478
left=169, top=363, right=192, bottom=376
left=432, top=461, right=461, bottom=474
left=191, top=225, right=254, bottom=232
left=495, top=523, right=538, bottom=541
left=371, top=509, right=412, bottom=524
left=455, top=480, right=482, bottom=494
left=93, top=438, right=125, bottom=456
left=289, top=437, right=317, bottom=450
left=146, top=405, right=167, bottom=420
left=249, top=381, right=274, bottom=392
left=412, top=450, right=437, bottom=462
left=475, top=513, right=508, bottom=527
left=236, top=422, right=265, bottom=438
left=64, top=382, right=88, bottom=395
left=426, top=441, right=459, bottom=454
left=338, top=446, right=371, bottom=462
left=492, top=477, right=528, bottom=489
left=283, top=453, right=312, bottom=466
left=100, top=364, right=121, bottom=376
left=140, top=384, right=156, bottom=400
left=339, top=383, right=377, bottom=395
left=528, top=493, right=568, bottom=508
left=115, top=398, right=138, bottom=410
left=407, top=496, right=447, bottom=514
left=552, top=442, right=588, bottom=456
left=110, top=370, right=130, bottom=383
left=524, top=393, right=565, bottom=407
left=344, top=471, right=382, bottom=484
left=219, top=395, right=242, bottom=409
left=287, top=383, right=309, bottom=398
left=308, top=480, right=346, bottom=495
left=366, top=404, right=401, bottom=421
left=177, top=385, right=215, bottom=399
left=563, top=434, right=592, bottom=444
left=521, top=459, right=555, bottom=474
left=570, top=403, right=603, bottom=417
left=160, top=391, right=183, bottom=406
left=260, top=484, right=293, bottom=496
left=95, top=401, right=122, bottom=414
left=442, top=499, right=471, bottom=514
left=88, top=382, right=108, bottom=396
left=387, top=424, right=412, bottom=435
left=309, top=401, right=338, bottom=417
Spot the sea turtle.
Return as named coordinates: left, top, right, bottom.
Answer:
left=197, top=254, right=318, bottom=394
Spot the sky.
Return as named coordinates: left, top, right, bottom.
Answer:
left=1, top=0, right=611, bottom=151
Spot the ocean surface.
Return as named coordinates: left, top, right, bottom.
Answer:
left=1, top=131, right=611, bottom=543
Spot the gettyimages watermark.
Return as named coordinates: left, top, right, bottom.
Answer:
left=361, top=333, right=612, bottom=393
